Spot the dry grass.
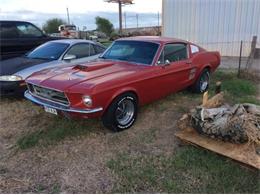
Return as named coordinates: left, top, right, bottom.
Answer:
left=0, top=91, right=197, bottom=193
left=0, top=70, right=259, bottom=193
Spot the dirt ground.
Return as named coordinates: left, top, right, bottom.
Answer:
left=0, top=59, right=259, bottom=193
left=0, top=92, right=196, bottom=193
left=220, top=57, right=260, bottom=75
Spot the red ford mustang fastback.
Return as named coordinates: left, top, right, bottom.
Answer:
left=25, top=36, right=220, bottom=131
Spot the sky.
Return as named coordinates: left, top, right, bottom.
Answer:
left=0, top=0, right=162, bottom=30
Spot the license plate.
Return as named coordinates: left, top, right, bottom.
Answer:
left=44, top=106, right=57, bottom=115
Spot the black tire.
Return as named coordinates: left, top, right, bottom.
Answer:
left=192, top=69, right=210, bottom=93
left=102, top=92, right=138, bottom=132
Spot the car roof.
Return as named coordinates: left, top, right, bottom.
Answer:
left=48, top=39, right=101, bottom=46
left=118, top=36, right=189, bottom=44
left=0, top=20, right=34, bottom=24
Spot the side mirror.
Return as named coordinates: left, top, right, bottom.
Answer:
left=165, top=59, right=171, bottom=65
left=63, top=54, right=76, bottom=61
left=24, top=51, right=31, bottom=56
left=156, top=59, right=171, bottom=66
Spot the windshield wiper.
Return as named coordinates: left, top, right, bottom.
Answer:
left=30, top=57, right=54, bottom=60
left=117, top=57, right=130, bottom=61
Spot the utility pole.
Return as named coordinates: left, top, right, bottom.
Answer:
left=124, top=12, right=127, bottom=29
left=136, top=13, right=139, bottom=28
left=118, top=1, right=122, bottom=35
left=157, top=11, right=160, bottom=35
left=66, top=7, right=70, bottom=24
left=157, top=12, right=160, bottom=27
left=105, top=0, right=134, bottom=35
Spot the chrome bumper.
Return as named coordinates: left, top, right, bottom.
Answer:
left=24, top=90, right=103, bottom=114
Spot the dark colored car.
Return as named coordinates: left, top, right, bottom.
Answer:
left=0, top=20, right=64, bottom=60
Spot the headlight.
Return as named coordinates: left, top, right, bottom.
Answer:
left=0, top=75, right=23, bottom=81
left=82, top=95, right=92, bottom=106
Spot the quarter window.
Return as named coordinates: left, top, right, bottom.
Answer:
left=191, top=45, right=199, bottom=54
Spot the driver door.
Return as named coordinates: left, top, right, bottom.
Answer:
left=156, top=43, right=194, bottom=94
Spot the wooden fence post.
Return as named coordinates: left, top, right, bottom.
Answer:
left=238, top=40, right=243, bottom=78
left=245, top=36, right=257, bottom=71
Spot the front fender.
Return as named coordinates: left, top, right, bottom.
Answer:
left=104, top=87, right=139, bottom=112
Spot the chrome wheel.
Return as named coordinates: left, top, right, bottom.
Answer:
left=115, top=99, right=135, bottom=126
left=200, top=72, right=210, bottom=92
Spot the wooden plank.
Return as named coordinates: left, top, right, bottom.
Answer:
left=175, top=128, right=260, bottom=169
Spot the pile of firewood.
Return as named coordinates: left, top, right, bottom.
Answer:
left=191, top=102, right=260, bottom=144
left=178, top=91, right=260, bottom=146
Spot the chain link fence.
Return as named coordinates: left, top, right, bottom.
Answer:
left=196, top=37, right=259, bottom=76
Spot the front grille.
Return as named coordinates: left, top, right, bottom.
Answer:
left=28, top=84, right=69, bottom=106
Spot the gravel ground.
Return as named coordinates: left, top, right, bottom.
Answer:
left=220, top=57, right=260, bottom=75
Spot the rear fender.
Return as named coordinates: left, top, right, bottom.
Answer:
left=192, top=51, right=220, bottom=80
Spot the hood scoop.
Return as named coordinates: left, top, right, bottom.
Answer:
left=73, top=62, right=114, bottom=72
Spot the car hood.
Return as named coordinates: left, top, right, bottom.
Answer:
left=0, top=57, right=52, bottom=76
left=26, top=60, right=146, bottom=92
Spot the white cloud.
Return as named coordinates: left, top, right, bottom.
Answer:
left=0, top=0, right=162, bottom=30
left=0, top=0, right=162, bottom=14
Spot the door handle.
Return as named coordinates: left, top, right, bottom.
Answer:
left=186, top=61, right=192, bottom=65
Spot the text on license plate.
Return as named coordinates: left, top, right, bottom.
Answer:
left=44, top=106, right=58, bottom=115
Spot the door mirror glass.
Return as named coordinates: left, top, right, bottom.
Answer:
left=63, top=54, right=76, bottom=61
left=24, top=51, right=31, bottom=56
left=165, top=59, right=170, bottom=65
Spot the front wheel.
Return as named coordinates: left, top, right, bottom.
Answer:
left=192, top=69, right=210, bottom=93
left=102, top=93, right=138, bottom=132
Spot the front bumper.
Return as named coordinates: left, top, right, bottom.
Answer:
left=24, top=90, right=103, bottom=115
left=0, top=81, right=26, bottom=97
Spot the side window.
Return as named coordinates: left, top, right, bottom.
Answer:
left=158, top=43, right=188, bottom=64
left=0, top=23, right=19, bottom=39
left=16, top=23, right=43, bottom=37
left=65, top=43, right=93, bottom=59
left=89, top=44, right=96, bottom=56
left=94, top=45, right=106, bottom=54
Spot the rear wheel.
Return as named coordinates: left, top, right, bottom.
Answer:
left=102, top=93, right=138, bottom=132
left=192, top=69, right=210, bottom=93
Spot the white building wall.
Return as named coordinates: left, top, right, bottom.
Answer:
left=162, top=0, right=260, bottom=56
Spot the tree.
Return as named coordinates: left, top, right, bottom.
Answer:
left=95, top=16, right=114, bottom=37
left=43, top=18, right=66, bottom=34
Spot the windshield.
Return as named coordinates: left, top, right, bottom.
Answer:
left=101, top=40, right=159, bottom=65
left=27, top=42, right=69, bottom=60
